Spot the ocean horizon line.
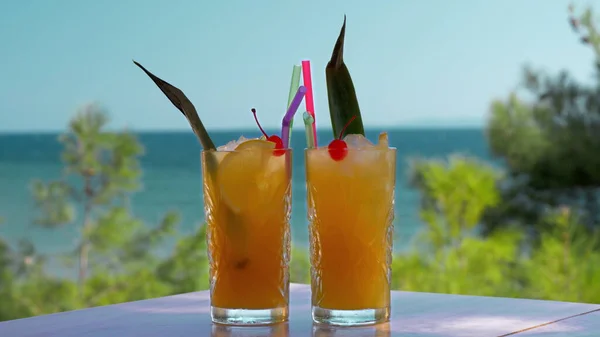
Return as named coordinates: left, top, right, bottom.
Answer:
left=0, top=125, right=484, bottom=136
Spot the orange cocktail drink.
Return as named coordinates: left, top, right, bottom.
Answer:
left=202, top=139, right=292, bottom=325
left=305, top=133, right=396, bottom=326
left=133, top=56, right=305, bottom=326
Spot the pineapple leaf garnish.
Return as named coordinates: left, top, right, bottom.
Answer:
left=133, top=60, right=216, bottom=150
left=325, top=15, right=365, bottom=139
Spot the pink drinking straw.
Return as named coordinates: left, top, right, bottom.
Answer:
left=281, top=85, right=307, bottom=149
left=301, top=60, right=317, bottom=146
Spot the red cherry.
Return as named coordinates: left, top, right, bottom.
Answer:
left=268, top=135, right=285, bottom=156
left=327, top=115, right=357, bottom=161
left=252, top=108, right=286, bottom=157
left=328, top=139, right=348, bottom=161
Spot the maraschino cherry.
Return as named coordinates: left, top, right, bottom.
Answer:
left=328, top=116, right=357, bottom=161
left=251, top=108, right=285, bottom=156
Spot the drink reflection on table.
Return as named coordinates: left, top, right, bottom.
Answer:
left=211, top=322, right=289, bottom=337
left=312, top=322, right=391, bottom=337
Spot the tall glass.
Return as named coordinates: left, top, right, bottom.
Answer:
left=305, top=146, right=396, bottom=326
left=202, top=148, right=292, bottom=325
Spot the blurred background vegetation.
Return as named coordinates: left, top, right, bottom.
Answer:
left=3, top=5, right=600, bottom=322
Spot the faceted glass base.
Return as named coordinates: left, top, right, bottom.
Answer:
left=312, top=306, right=390, bottom=326
left=211, top=306, right=288, bottom=326
left=212, top=322, right=290, bottom=336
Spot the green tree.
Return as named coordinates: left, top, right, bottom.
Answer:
left=390, top=4, right=600, bottom=304
left=0, top=220, right=16, bottom=320
left=483, top=4, right=600, bottom=235
left=0, top=217, right=70, bottom=320
left=156, top=223, right=210, bottom=294
left=522, top=207, right=600, bottom=303
left=396, top=155, right=600, bottom=303
left=394, top=156, right=525, bottom=297
left=29, top=103, right=180, bottom=308
left=409, top=155, right=501, bottom=245
left=289, top=247, right=311, bottom=284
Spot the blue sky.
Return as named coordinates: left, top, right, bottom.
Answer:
left=0, top=0, right=597, bottom=132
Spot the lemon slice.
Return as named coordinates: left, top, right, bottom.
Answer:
left=217, top=139, right=276, bottom=212
left=234, top=139, right=276, bottom=151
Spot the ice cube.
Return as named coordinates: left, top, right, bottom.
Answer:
left=217, top=140, right=236, bottom=151
left=217, top=135, right=254, bottom=151
left=346, top=147, right=381, bottom=169
left=343, top=134, right=374, bottom=149
left=342, top=134, right=388, bottom=176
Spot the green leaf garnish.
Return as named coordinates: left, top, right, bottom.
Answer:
left=133, top=60, right=219, bottom=198
left=325, top=15, right=365, bottom=138
left=132, top=60, right=216, bottom=151
left=133, top=61, right=250, bottom=267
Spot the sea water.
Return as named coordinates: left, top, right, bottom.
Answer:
left=0, top=128, right=492, bottom=257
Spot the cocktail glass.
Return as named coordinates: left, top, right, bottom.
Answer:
left=305, top=137, right=396, bottom=326
left=202, top=140, right=292, bottom=325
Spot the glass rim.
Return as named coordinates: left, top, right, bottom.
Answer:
left=304, top=146, right=396, bottom=152
left=200, top=148, right=293, bottom=154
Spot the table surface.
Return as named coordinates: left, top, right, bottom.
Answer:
left=1, top=283, right=598, bottom=337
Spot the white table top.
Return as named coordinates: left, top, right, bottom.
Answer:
left=1, top=283, right=598, bottom=337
